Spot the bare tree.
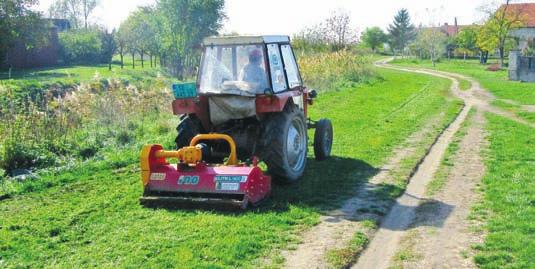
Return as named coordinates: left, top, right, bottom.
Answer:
left=49, top=0, right=99, bottom=29
left=324, top=10, right=357, bottom=50
left=49, top=0, right=81, bottom=28
left=81, top=0, right=98, bottom=29
left=294, top=10, right=357, bottom=52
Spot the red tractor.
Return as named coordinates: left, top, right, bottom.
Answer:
left=140, top=36, right=333, bottom=208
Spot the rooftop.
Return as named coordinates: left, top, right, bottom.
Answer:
left=500, top=3, right=535, bottom=28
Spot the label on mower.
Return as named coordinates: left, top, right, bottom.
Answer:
left=217, top=182, right=240, bottom=191
left=149, top=173, right=166, bottom=181
left=178, top=175, right=200, bottom=185
left=214, top=175, right=248, bottom=183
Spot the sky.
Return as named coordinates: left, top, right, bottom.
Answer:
left=34, top=0, right=533, bottom=36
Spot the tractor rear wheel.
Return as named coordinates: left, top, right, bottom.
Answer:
left=262, top=105, right=307, bottom=182
left=175, top=114, right=201, bottom=149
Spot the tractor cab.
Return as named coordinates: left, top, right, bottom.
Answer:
left=199, top=36, right=303, bottom=97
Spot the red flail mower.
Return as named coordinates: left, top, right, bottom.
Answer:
left=140, top=36, right=333, bottom=209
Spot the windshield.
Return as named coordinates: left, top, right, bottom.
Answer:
left=199, top=45, right=269, bottom=95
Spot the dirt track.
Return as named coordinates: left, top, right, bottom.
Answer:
left=282, top=111, right=446, bottom=269
left=353, top=61, right=530, bottom=269
left=353, top=65, right=474, bottom=269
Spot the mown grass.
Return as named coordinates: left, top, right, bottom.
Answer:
left=391, top=58, right=535, bottom=105
left=0, top=57, right=164, bottom=83
left=492, top=100, right=535, bottom=124
left=471, top=114, right=535, bottom=268
left=0, top=68, right=460, bottom=268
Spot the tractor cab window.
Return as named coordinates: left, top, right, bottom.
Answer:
left=281, top=45, right=301, bottom=88
left=199, top=45, right=269, bottom=95
left=267, top=44, right=288, bottom=93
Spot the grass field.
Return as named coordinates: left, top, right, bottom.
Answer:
left=0, top=59, right=167, bottom=84
left=472, top=114, right=535, bottom=268
left=0, top=67, right=462, bottom=268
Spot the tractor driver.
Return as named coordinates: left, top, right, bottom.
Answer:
left=239, top=49, right=268, bottom=92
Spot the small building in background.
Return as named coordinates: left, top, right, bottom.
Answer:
left=3, top=19, right=71, bottom=69
left=507, top=3, right=535, bottom=82
left=439, top=18, right=464, bottom=38
left=508, top=3, right=535, bottom=54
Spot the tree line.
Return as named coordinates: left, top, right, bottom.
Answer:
left=359, top=1, right=529, bottom=67
left=1, top=0, right=225, bottom=78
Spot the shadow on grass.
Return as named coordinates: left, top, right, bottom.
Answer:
left=271, top=157, right=379, bottom=211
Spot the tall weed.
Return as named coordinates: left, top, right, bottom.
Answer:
left=0, top=76, right=172, bottom=174
left=297, top=50, right=377, bottom=91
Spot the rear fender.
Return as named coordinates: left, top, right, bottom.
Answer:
left=256, top=90, right=302, bottom=114
left=172, top=96, right=211, bottom=131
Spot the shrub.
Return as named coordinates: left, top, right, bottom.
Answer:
left=59, top=29, right=102, bottom=64
left=0, top=138, right=56, bottom=173
left=0, top=76, right=172, bottom=172
left=116, top=130, right=133, bottom=145
left=486, top=64, right=502, bottom=72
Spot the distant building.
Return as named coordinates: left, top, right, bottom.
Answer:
left=507, top=3, right=535, bottom=82
left=507, top=3, right=535, bottom=53
left=3, top=19, right=71, bottom=69
left=438, top=18, right=466, bottom=38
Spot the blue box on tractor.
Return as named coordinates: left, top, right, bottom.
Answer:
left=172, top=83, right=197, bottom=99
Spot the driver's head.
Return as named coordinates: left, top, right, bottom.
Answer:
left=249, top=49, right=262, bottom=65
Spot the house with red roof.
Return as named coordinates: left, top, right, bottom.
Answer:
left=438, top=18, right=466, bottom=38
left=507, top=3, right=535, bottom=82
left=506, top=3, right=535, bottom=54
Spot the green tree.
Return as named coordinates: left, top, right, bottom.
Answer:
left=387, top=9, right=416, bottom=55
left=361, top=27, right=387, bottom=52
left=101, top=29, right=116, bottom=70
left=137, top=7, right=162, bottom=68
left=157, top=0, right=225, bottom=78
left=121, top=16, right=139, bottom=69
left=414, top=28, right=447, bottom=67
left=478, top=0, right=527, bottom=67
left=115, top=26, right=127, bottom=69
left=0, top=0, right=46, bottom=65
left=58, top=29, right=101, bottom=64
left=456, top=26, right=479, bottom=60
left=128, top=7, right=159, bottom=68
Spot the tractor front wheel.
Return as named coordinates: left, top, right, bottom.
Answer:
left=262, top=105, right=307, bottom=182
left=313, top=119, right=333, bottom=160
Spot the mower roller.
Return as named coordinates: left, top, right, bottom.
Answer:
left=140, top=36, right=333, bottom=209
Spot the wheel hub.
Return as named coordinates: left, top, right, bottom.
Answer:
left=287, top=119, right=306, bottom=171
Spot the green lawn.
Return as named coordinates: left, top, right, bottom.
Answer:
left=0, top=60, right=166, bottom=84
left=391, top=58, right=535, bottom=105
left=0, top=68, right=461, bottom=268
left=472, top=114, right=535, bottom=268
